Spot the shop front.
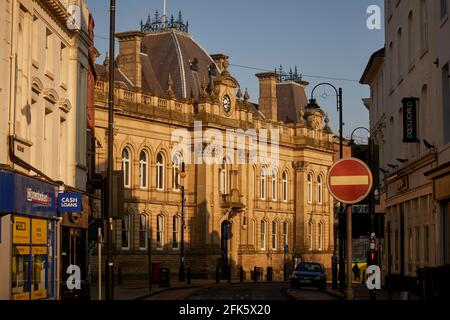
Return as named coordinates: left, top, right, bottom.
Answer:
left=0, top=170, right=58, bottom=300
left=58, top=193, right=90, bottom=300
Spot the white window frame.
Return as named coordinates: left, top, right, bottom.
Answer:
left=271, top=169, right=277, bottom=201
left=260, top=168, right=266, bottom=200
left=121, top=214, right=130, bottom=250
left=122, top=148, right=131, bottom=189
left=307, top=173, right=313, bottom=204
left=308, top=220, right=313, bottom=251
left=173, top=215, right=181, bottom=250
left=156, top=153, right=165, bottom=191
left=172, top=154, right=181, bottom=191
left=139, top=150, right=148, bottom=189
left=139, top=214, right=148, bottom=250
left=220, top=168, right=228, bottom=195
left=318, top=175, right=323, bottom=204
left=283, top=221, right=289, bottom=246
left=272, top=221, right=278, bottom=250
left=282, top=171, right=288, bottom=202
left=318, top=222, right=324, bottom=251
left=156, top=215, right=164, bottom=250
left=260, top=220, right=266, bottom=250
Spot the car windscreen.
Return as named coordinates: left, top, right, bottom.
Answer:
left=296, top=264, right=323, bottom=273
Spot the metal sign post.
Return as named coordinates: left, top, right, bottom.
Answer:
left=327, top=158, right=373, bottom=300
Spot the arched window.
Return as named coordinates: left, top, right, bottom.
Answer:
left=121, top=214, right=130, bottom=250
left=139, top=214, right=148, bottom=250
left=282, top=171, right=288, bottom=202
left=318, top=175, right=323, bottom=204
left=307, top=173, right=313, bottom=203
left=139, top=151, right=148, bottom=189
left=156, top=153, right=165, bottom=191
left=283, top=221, right=289, bottom=246
left=156, top=214, right=164, bottom=250
left=307, top=220, right=313, bottom=251
left=122, top=148, right=131, bottom=188
left=252, top=218, right=256, bottom=245
left=260, top=168, right=266, bottom=200
left=172, top=154, right=181, bottom=190
left=260, top=220, right=267, bottom=250
left=173, top=216, right=181, bottom=250
left=318, top=222, right=324, bottom=251
left=220, top=167, right=228, bottom=195
left=272, top=221, right=278, bottom=250
left=271, top=169, right=277, bottom=201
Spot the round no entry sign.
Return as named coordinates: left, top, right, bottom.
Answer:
left=327, top=158, right=373, bottom=204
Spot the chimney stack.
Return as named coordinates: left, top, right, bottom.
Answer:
left=256, top=72, right=278, bottom=122
left=116, top=31, right=145, bottom=89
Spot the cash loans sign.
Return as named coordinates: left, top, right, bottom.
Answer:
left=58, top=193, right=82, bottom=213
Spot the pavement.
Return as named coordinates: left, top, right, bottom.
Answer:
left=90, top=279, right=421, bottom=300
left=90, top=278, right=234, bottom=300
left=323, top=282, right=420, bottom=300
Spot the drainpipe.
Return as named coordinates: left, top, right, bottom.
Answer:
left=8, top=1, right=16, bottom=143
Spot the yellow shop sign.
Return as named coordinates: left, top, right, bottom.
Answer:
left=32, top=219, right=47, bottom=245
left=13, top=217, right=30, bottom=244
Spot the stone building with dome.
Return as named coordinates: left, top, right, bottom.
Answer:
left=93, top=11, right=338, bottom=280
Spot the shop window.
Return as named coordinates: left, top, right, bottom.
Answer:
left=11, top=217, right=54, bottom=300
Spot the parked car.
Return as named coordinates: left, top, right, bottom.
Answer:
left=290, top=262, right=327, bottom=290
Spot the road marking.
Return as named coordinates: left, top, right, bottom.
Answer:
left=330, top=176, right=369, bottom=186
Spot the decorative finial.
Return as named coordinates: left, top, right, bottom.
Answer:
left=236, top=88, right=243, bottom=100
left=323, top=113, right=333, bottom=134
left=298, top=110, right=306, bottom=126
left=244, top=88, right=250, bottom=103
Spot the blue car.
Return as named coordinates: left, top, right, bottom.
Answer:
left=290, top=262, right=327, bottom=290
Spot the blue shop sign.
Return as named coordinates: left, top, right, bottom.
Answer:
left=0, top=171, right=57, bottom=219
left=58, top=192, right=82, bottom=213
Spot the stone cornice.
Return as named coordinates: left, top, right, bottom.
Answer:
left=40, top=0, right=70, bottom=26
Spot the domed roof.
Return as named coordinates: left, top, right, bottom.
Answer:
left=140, top=29, right=220, bottom=100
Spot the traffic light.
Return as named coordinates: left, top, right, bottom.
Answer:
left=367, top=249, right=378, bottom=266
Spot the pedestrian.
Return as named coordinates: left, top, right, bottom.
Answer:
left=352, top=263, right=361, bottom=282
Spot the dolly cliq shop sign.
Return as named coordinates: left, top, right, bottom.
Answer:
left=402, top=97, right=420, bottom=143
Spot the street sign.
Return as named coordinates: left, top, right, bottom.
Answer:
left=327, top=158, right=373, bottom=204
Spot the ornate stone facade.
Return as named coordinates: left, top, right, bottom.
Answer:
left=93, top=16, right=338, bottom=280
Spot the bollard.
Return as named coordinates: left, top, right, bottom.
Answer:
left=240, top=267, right=244, bottom=283
left=254, top=267, right=258, bottom=283
left=187, top=267, right=192, bottom=285
left=267, top=267, right=273, bottom=282
left=216, top=267, right=220, bottom=284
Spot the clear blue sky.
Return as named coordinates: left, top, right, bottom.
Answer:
left=86, top=0, right=384, bottom=138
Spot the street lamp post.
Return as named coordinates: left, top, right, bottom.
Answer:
left=349, top=127, right=374, bottom=240
left=177, top=163, right=187, bottom=282
left=105, top=0, right=116, bottom=301
left=349, top=127, right=376, bottom=300
left=309, top=84, right=343, bottom=291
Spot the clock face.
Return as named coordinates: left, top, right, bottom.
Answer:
left=222, top=95, right=231, bottom=114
